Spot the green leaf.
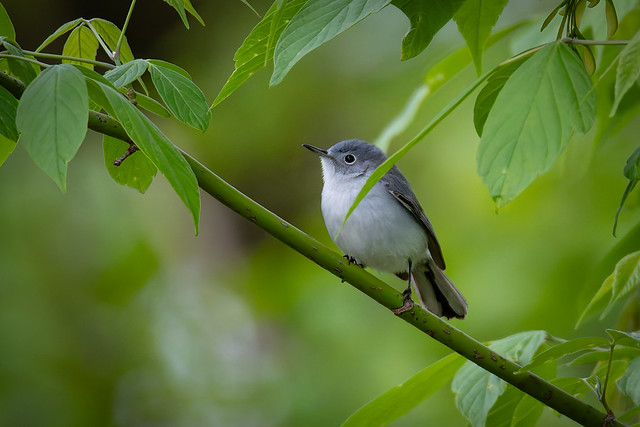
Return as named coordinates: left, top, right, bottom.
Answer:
left=613, top=145, right=640, bottom=236
left=477, top=42, right=596, bottom=207
left=0, top=2, right=16, bottom=40
left=601, top=252, right=640, bottom=318
left=452, top=331, right=547, bottom=427
left=62, top=25, right=99, bottom=69
left=89, top=18, right=134, bottom=63
left=146, top=59, right=191, bottom=79
left=104, top=59, right=148, bottom=88
left=611, top=30, right=640, bottom=116
left=617, top=356, right=640, bottom=405
left=392, top=0, right=465, bottom=60
left=271, top=0, right=391, bottom=86
left=36, top=18, right=83, bottom=52
left=0, top=84, right=19, bottom=141
left=134, top=92, right=171, bottom=118
left=516, top=337, right=610, bottom=373
left=3, top=41, right=37, bottom=84
left=569, top=346, right=640, bottom=365
left=212, top=0, right=306, bottom=108
left=0, top=134, right=15, bottom=166
left=607, top=329, right=640, bottom=346
left=15, top=64, right=88, bottom=192
left=163, top=0, right=204, bottom=29
left=453, top=0, right=509, bottom=74
left=342, top=353, right=464, bottom=426
left=103, top=135, right=157, bottom=193
left=237, top=0, right=261, bottom=17
left=511, top=394, right=544, bottom=427
left=148, top=62, right=210, bottom=131
left=473, top=55, right=531, bottom=137
left=86, top=79, right=200, bottom=232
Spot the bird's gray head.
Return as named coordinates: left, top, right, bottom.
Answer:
left=303, top=139, right=387, bottom=180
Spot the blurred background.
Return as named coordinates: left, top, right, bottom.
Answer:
left=0, top=0, right=639, bottom=425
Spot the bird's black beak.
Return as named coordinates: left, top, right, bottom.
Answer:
left=302, top=144, right=329, bottom=157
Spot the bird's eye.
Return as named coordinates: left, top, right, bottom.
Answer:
left=344, top=154, right=356, bottom=164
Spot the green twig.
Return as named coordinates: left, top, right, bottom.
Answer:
left=561, top=37, right=630, bottom=45
left=22, top=49, right=115, bottom=69
left=114, top=0, right=137, bottom=64
left=0, top=54, right=50, bottom=68
left=0, top=71, right=625, bottom=427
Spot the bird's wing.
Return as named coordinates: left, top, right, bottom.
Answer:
left=384, top=168, right=446, bottom=270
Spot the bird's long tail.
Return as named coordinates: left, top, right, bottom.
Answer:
left=412, top=259, right=467, bottom=319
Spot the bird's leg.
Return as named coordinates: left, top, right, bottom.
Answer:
left=392, top=260, right=415, bottom=315
left=343, top=254, right=364, bottom=267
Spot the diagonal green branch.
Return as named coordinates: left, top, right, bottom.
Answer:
left=0, top=71, right=624, bottom=427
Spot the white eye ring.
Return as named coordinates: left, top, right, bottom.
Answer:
left=344, top=154, right=356, bottom=164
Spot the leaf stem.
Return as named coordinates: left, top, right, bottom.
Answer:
left=21, top=49, right=115, bottom=69
left=600, top=342, right=616, bottom=415
left=115, top=0, right=137, bottom=65
left=561, top=37, right=630, bottom=45
left=84, top=20, right=116, bottom=63
left=0, top=54, right=49, bottom=68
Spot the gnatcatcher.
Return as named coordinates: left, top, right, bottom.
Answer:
left=303, top=139, right=467, bottom=318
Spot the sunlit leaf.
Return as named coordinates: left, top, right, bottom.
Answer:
left=342, top=353, right=464, bottom=426
left=516, top=337, right=609, bottom=373
left=213, top=0, right=305, bottom=107
left=452, top=331, right=547, bottom=427
left=611, top=30, right=640, bottom=116
left=617, top=356, right=640, bottom=405
left=477, top=42, right=595, bottom=207
left=453, top=0, right=509, bottom=74
left=271, top=0, right=391, bottom=86
left=86, top=78, right=200, bottom=232
left=104, top=59, right=148, bottom=88
left=103, top=134, right=157, bottom=193
left=392, top=0, right=465, bottom=60
left=15, top=64, right=88, bottom=192
left=0, top=2, right=15, bottom=40
left=62, top=25, right=99, bottom=69
left=35, top=17, right=83, bottom=52
left=89, top=18, right=134, bottom=63
left=148, top=61, right=210, bottom=131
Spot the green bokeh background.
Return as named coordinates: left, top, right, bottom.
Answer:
left=0, top=0, right=639, bottom=425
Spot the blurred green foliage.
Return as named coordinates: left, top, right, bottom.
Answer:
left=0, top=0, right=639, bottom=425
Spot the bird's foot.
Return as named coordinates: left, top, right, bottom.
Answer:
left=343, top=254, right=364, bottom=267
left=391, top=288, right=415, bottom=315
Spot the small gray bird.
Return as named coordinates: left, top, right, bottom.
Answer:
left=303, top=139, right=467, bottom=319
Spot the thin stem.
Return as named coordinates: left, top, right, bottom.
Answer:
left=600, top=343, right=616, bottom=415
left=561, top=37, right=630, bottom=45
left=84, top=20, right=116, bottom=62
left=114, top=0, right=137, bottom=65
left=0, top=54, right=49, bottom=68
left=22, top=50, right=115, bottom=69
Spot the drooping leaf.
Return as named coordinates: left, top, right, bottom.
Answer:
left=162, top=0, right=205, bottom=29
left=473, top=54, right=531, bottom=137
left=15, top=64, right=88, bottom=192
left=477, top=42, right=595, bottom=207
left=237, top=0, right=261, bottom=17
left=36, top=18, right=83, bottom=52
left=611, top=30, right=640, bottom=116
left=342, top=353, right=464, bottom=426
left=104, top=59, right=149, bottom=88
left=89, top=18, right=135, bottom=63
left=103, top=134, right=157, bottom=193
left=271, top=0, right=391, bottom=86
left=62, top=25, right=99, bottom=69
left=617, top=356, right=640, bottom=405
left=453, top=0, right=509, bottom=74
left=452, top=331, right=547, bottom=427
left=0, top=2, right=16, bottom=40
left=213, top=0, right=306, bottom=107
left=602, top=252, right=640, bottom=318
left=516, top=337, right=610, bottom=373
left=2, top=41, right=37, bottom=84
left=0, top=84, right=19, bottom=142
left=86, top=78, right=200, bottom=232
left=148, top=61, right=210, bottom=131
left=392, top=0, right=465, bottom=60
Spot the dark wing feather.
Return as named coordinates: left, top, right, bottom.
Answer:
left=383, top=167, right=446, bottom=270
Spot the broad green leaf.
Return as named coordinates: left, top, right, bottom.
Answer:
left=611, top=30, right=640, bottom=116
left=607, top=329, right=640, bottom=346
left=342, top=353, right=464, bottom=427
left=477, top=42, right=596, bottom=207
left=86, top=79, right=200, bottom=232
left=103, top=135, right=157, bottom=193
left=135, top=92, right=171, bottom=118
left=511, top=394, right=544, bottom=427
left=3, top=41, right=37, bottom=84
left=484, top=385, right=526, bottom=427
left=271, top=0, right=391, bottom=86
left=89, top=18, right=134, bottom=63
left=0, top=134, right=15, bottom=166
left=452, top=331, right=547, bottom=427
left=163, top=0, right=204, bottom=29
left=453, top=0, right=509, bottom=74
left=62, top=25, right=99, bottom=69
left=617, top=356, right=640, bottom=405
left=0, top=2, right=15, bottom=40
left=600, top=252, right=640, bottom=318
left=0, top=84, right=19, bottom=141
left=15, top=64, right=88, bottom=192
left=473, top=55, right=531, bottom=137
left=392, top=0, right=465, bottom=60
left=516, top=337, right=609, bottom=373
left=148, top=62, right=210, bottom=131
left=146, top=59, right=191, bottom=79
left=36, top=18, right=83, bottom=52
left=212, top=0, right=305, bottom=107
left=104, top=59, right=148, bottom=88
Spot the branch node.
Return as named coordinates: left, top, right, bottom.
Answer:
left=113, top=143, right=139, bottom=166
